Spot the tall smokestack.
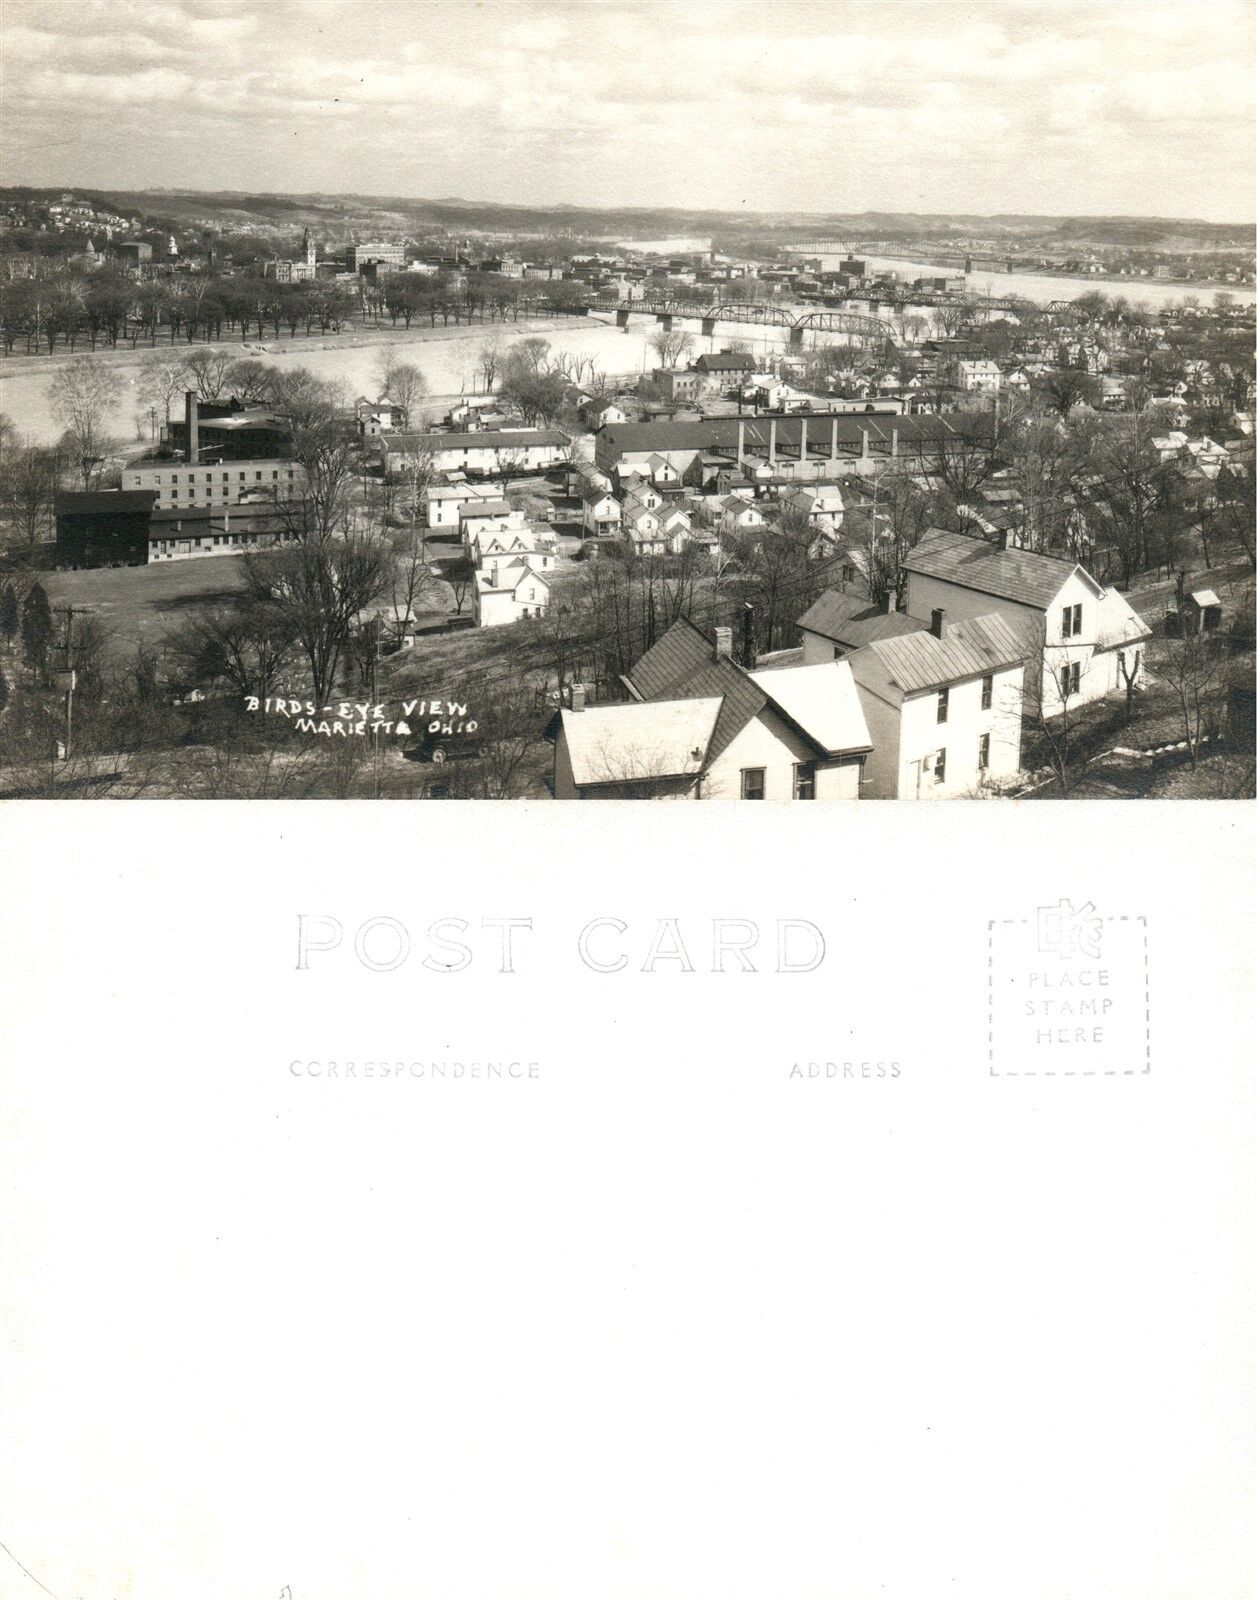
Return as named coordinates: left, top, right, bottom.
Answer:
left=737, top=419, right=746, bottom=465
left=798, top=416, right=808, bottom=467
left=185, top=390, right=199, bottom=466
left=830, top=417, right=839, bottom=461
left=768, top=418, right=777, bottom=465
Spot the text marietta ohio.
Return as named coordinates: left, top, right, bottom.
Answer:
left=295, top=914, right=828, bottom=974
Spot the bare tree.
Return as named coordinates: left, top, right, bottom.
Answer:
left=136, top=348, right=189, bottom=437
left=184, top=347, right=235, bottom=402
left=240, top=527, right=392, bottom=710
left=374, top=353, right=426, bottom=427
left=648, top=327, right=695, bottom=369
left=47, top=358, right=121, bottom=488
left=1162, top=624, right=1229, bottom=769
left=0, top=443, right=65, bottom=553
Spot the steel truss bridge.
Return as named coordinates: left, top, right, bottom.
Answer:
left=606, top=298, right=896, bottom=346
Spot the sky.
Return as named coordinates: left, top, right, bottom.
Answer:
left=3, top=0, right=1255, bottom=223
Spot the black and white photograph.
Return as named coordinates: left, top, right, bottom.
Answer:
left=1, top=6, right=1255, bottom=1600
left=0, top=0, right=1253, bottom=800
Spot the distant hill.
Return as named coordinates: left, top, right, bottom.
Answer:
left=2, top=185, right=1252, bottom=251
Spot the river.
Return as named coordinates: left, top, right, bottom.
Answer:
left=860, top=254, right=1255, bottom=312
left=0, top=313, right=797, bottom=447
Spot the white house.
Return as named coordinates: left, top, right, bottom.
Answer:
left=902, top=528, right=1151, bottom=716
left=383, top=429, right=568, bottom=478
left=846, top=611, right=1027, bottom=798
left=956, top=359, right=1002, bottom=394
left=422, top=482, right=504, bottom=529
left=721, top=495, right=766, bottom=535
left=582, top=489, right=622, bottom=538
left=473, top=561, right=550, bottom=627
left=782, top=484, right=845, bottom=532
left=459, top=499, right=515, bottom=546
left=553, top=618, right=871, bottom=799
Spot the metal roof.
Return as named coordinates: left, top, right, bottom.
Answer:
left=904, top=528, right=1094, bottom=609
left=798, top=589, right=926, bottom=649
left=598, top=412, right=968, bottom=459
left=628, top=618, right=768, bottom=761
left=850, top=613, right=1030, bottom=697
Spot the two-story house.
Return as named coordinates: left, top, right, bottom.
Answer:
left=582, top=488, right=622, bottom=538
left=846, top=610, right=1027, bottom=798
left=902, top=528, right=1150, bottom=716
left=552, top=618, right=871, bottom=800
left=473, top=561, right=550, bottom=627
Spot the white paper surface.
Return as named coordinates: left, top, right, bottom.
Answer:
left=1, top=800, right=1253, bottom=1600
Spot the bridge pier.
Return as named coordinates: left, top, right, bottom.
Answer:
left=655, top=313, right=673, bottom=330
left=700, top=317, right=716, bottom=338
left=787, top=326, right=805, bottom=348
left=615, top=308, right=630, bottom=329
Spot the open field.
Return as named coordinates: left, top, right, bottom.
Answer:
left=43, top=554, right=247, bottom=659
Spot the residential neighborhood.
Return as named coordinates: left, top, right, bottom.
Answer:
left=0, top=186, right=1253, bottom=799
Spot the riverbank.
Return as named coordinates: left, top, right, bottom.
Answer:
left=0, top=313, right=657, bottom=444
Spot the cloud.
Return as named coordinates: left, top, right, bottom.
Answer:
left=1, top=0, right=1252, bottom=220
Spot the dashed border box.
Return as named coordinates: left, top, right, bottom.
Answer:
left=987, top=915, right=1150, bottom=1078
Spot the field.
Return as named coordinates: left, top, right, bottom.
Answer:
left=43, top=555, right=247, bottom=660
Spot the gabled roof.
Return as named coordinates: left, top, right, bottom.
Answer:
left=560, top=697, right=723, bottom=786
left=798, top=590, right=926, bottom=649
left=628, top=616, right=871, bottom=762
left=628, top=617, right=768, bottom=762
left=848, top=613, right=1029, bottom=698
left=748, top=661, right=872, bottom=756
left=904, top=528, right=1100, bottom=610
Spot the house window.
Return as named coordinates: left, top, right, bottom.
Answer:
left=981, top=673, right=993, bottom=710
left=793, top=762, right=816, bottom=800
left=933, top=748, right=947, bottom=785
left=937, top=687, right=949, bottom=724
left=978, top=733, right=991, bottom=771
left=1061, top=602, right=1083, bottom=639
left=1062, top=661, right=1082, bottom=699
left=741, top=767, right=766, bottom=800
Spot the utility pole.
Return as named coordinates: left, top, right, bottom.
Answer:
left=52, top=604, right=93, bottom=763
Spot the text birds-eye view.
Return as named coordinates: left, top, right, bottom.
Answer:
left=0, top=0, right=1253, bottom=800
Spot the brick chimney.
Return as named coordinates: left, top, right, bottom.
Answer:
left=882, top=587, right=898, bottom=615
left=930, top=608, right=945, bottom=638
left=714, top=625, right=733, bottom=660
left=995, top=530, right=1010, bottom=551
left=740, top=602, right=756, bottom=669
left=185, top=390, right=199, bottom=466
left=570, top=683, right=586, bottom=712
